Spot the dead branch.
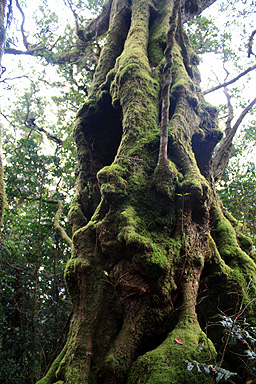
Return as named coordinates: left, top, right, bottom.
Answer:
left=203, top=64, right=256, bottom=95
left=213, top=96, right=256, bottom=180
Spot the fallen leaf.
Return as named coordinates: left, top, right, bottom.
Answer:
left=246, top=380, right=253, bottom=384
left=175, top=338, right=183, bottom=345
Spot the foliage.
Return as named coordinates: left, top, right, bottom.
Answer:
left=0, top=135, right=73, bottom=383
left=185, top=360, right=237, bottom=383
left=218, top=160, right=256, bottom=244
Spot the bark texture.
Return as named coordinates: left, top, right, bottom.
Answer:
left=37, top=0, right=256, bottom=383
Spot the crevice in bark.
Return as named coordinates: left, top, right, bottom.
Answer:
left=192, top=129, right=222, bottom=176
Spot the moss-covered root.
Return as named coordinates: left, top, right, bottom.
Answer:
left=98, top=296, right=150, bottom=384
left=128, top=261, right=216, bottom=384
left=36, top=346, right=67, bottom=384
left=210, top=201, right=256, bottom=290
left=128, top=319, right=216, bottom=384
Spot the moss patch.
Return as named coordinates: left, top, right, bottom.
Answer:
left=128, top=319, right=216, bottom=384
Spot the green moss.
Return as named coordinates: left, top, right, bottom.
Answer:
left=36, top=346, right=67, bottom=384
left=128, top=320, right=216, bottom=384
left=152, top=161, right=178, bottom=198
left=97, top=164, right=128, bottom=202
left=68, top=194, right=87, bottom=229
left=88, top=0, right=132, bottom=99
left=147, top=0, right=171, bottom=67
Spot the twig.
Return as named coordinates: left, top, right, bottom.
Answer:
left=203, top=64, right=256, bottom=95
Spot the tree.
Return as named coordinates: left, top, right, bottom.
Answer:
left=29, top=0, right=256, bottom=383
left=0, top=135, right=73, bottom=383
left=2, top=0, right=256, bottom=383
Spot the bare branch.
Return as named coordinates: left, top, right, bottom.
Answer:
left=213, top=96, right=256, bottom=179
left=0, top=74, right=30, bottom=83
left=25, top=119, right=63, bottom=145
left=15, top=0, right=30, bottom=50
left=231, top=97, right=256, bottom=134
left=222, top=61, right=233, bottom=136
left=203, top=64, right=256, bottom=95
left=4, top=0, right=112, bottom=68
left=223, top=86, right=233, bottom=135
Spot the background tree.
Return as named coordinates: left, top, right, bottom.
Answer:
left=0, top=134, right=73, bottom=383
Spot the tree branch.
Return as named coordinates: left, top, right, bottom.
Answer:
left=181, top=0, right=217, bottom=22
left=248, top=29, right=256, bottom=58
left=25, top=119, right=63, bottom=145
left=213, top=96, right=256, bottom=179
left=158, top=0, right=181, bottom=166
left=77, top=0, right=113, bottom=42
left=15, top=0, right=30, bottom=50
left=54, top=200, right=73, bottom=248
left=63, top=0, right=80, bottom=32
left=203, top=64, right=256, bottom=95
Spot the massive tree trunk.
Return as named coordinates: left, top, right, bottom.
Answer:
left=38, top=0, right=256, bottom=383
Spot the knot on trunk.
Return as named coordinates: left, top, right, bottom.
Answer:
left=111, top=259, right=150, bottom=297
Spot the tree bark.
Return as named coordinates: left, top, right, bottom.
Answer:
left=37, top=0, right=256, bottom=383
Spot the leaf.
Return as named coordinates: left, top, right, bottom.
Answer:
left=175, top=338, right=183, bottom=344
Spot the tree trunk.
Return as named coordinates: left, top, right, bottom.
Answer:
left=37, top=0, right=256, bottom=383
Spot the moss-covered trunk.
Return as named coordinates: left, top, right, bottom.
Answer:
left=38, top=0, right=256, bottom=383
